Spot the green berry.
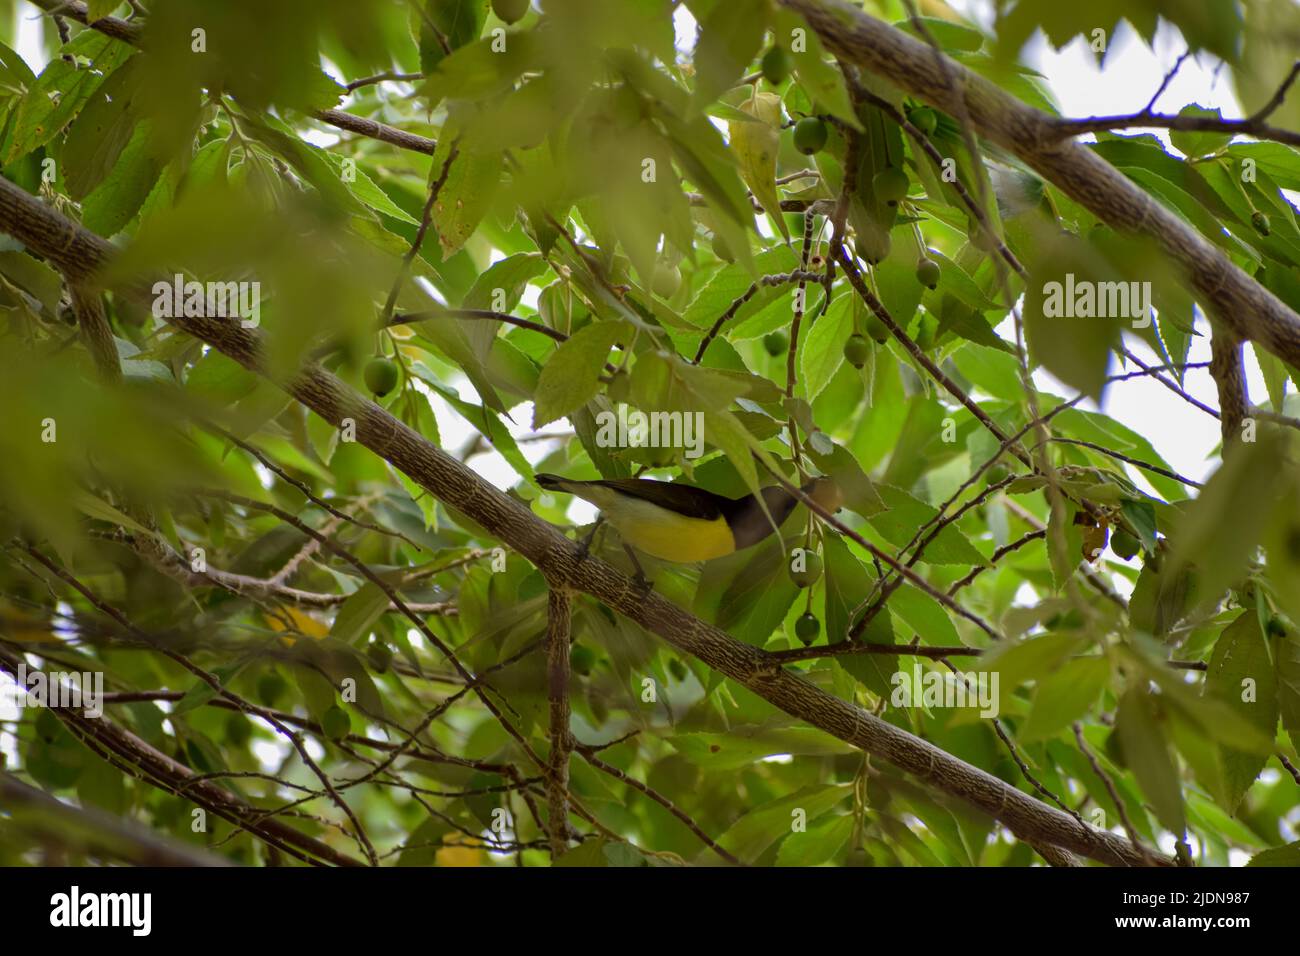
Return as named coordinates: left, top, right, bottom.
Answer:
left=651, top=262, right=681, bottom=299
left=763, top=331, right=789, bottom=356
left=492, top=0, right=530, bottom=24
left=865, top=314, right=889, bottom=344
left=793, top=116, right=828, bottom=155
left=761, top=46, right=791, bottom=85
left=788, top=549, right=823, bottom=588
left=364, top=356, right=399, bottom=396
left=570, top=644, right=596, bottom=676
left=915, top=256, right=941, bottom=290
left=907, top=106, right=937, bottom=136
left=795, top=612, right=820, bottom=645
left=1252, top=211, right=1271, bottom=236
left=843, top=333, right=871, bottom=368
left=872, top=167, right=909, bottom=205
left=321, top=705, right=352, bottom=741
left=853, top=229, right=891, bottom=265
left=711, top=232, right=734, bottom=262
left=367, top=640, right=393, bottom=673
left=256, top=672, right=287, bottom=707
left=668, top=659, right=688, bottom=681
left=1109, top=528, right=1140, bottom=561
left=985, top=463, right=1010, bottom=485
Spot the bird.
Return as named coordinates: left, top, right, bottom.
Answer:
left=535, top=472, right=843, bottom=587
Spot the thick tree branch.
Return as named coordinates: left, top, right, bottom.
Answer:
left=0, top=771, right=234, bottom=866
left=1209, top=329, right=1249, bottom=451
left=0, top=646, right=365, bottom=866
left=780, top=0, right=1300, bottom=371
left=66, top=282, right=120, bottom=384
left=545, top=586, right=573, bottom=856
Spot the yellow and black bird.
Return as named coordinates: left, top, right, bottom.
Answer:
left=536, top=473, right=843, bottom=586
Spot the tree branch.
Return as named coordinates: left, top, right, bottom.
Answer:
left=545, top=586, right=573, bottom=856
left=780, top=0, right=1300, bottom=371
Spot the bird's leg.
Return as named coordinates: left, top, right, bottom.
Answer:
left=622, top=544, right=653, bottom=591
left=575, top=516, right=604, bottom=560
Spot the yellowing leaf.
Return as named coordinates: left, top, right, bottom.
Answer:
left=266, top=607, right=329, bottom=646
left=729, top=91, right=789, bottom=241
left=433, top=144, right=503, bottom=260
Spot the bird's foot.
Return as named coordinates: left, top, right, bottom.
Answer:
left=574, top=518, right=605, bottom=562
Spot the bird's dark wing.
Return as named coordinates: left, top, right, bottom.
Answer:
left=587, top=478, right=732, bottom=520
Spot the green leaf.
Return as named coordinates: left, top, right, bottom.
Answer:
left=61, top=58, right=143, bottom=199
left=1164, top=429, right=1287, bottom=608
left=669, top=728, right=849, bottom=771
left=776, top=813, right=854, bottom=866
left=1169, top=104, right=1233, bottom=158
left=70, top=490, right=152, bottom=536
left=1278, top=632, right=1300, bottom=755
left=717, top=537, right=800, bottom=645
left=682, top=246, right=798, bottom=329
left=717, top=783, right=850, bottom=861
left=85, top=0, right=121, bottom=22
left=1205, top=614, right=1278, bottom=811
left=173, top=663, right=244, bottom=717
left=321, top=152, right=420, bottom=224
left=887, top=584, right=960, bottom=646
left=81, top=121, right=166, bottom=236
left=1022, top=232, right=1121, bottom=400
left=824, top=534, right=896, bottom=695
left=1021, top=656, right=1109, bottom=742
left=462, top=253, right=547, bottom=312
left=729, top=91, right=788, bottom=240
left=416, top=0, right=485, bottom=73
left=421, top=32, right=538, bottom=105
left=433, top=143, right=502, bottom=259
left=869, top=484, right=987, bottom=566
left=1247, top=841, right=1300, bottom=867
left=329, top=583, right=391, bottom=647
left=692, top=0, right=768, bottom=108
left=1116, top=686, right=1186, bottom=837
left=418, top=374, right=534, bottom=480
left=798, top=292, right=852, bottom=401
left=532, top=321, right=624, bottom=427
left=5, top=34, right=133, bottom=163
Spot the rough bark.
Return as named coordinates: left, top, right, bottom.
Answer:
left=545, top=587, right=573, bottom=856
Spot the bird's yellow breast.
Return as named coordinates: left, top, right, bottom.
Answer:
left=580, top=486, right=736, bottom=562
left=615, top=511, right=736, bottom=562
